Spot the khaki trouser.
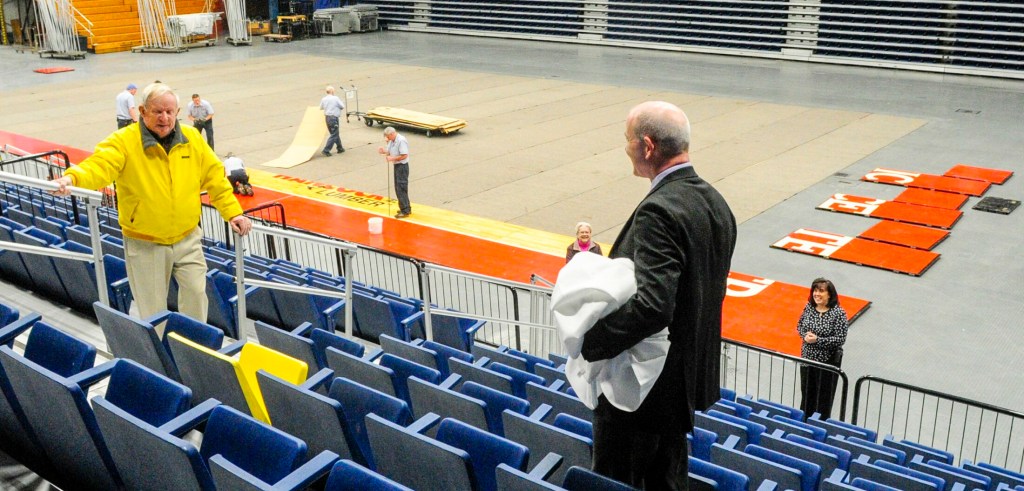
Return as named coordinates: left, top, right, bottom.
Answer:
left=124, top=227, right=207, bottom=331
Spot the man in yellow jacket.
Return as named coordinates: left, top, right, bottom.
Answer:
left=53, top=82, right=252, bottom=324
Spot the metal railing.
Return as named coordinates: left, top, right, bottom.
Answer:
left=852, top=376, right=1024, bottom=472
left=0, top=171, right=110, bottom=306
left=231, top=223, right=358, bottom=341
left=721, top=339, right=850, bottom=420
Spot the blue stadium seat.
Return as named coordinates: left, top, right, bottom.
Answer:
left=688, top=427, right=718, bottom=462
left=759, top=431, right=842, bottom=486
left=552, top=413, right=592, bottom=441
left=366, top=413, right=475, bottom=490
left=0, top=346, right=120, bottom=490
left=380, top=333, right=444, bottom=375
left=689, top=455, right=749, bottom=491
left=206, top=269, right=246, bottom=339
left=325, top=347, right=399, bottom=400
left=351, top=290, right=417, bottom=343
left=256, top=370, right=363, bottom=465
left=806, top=415, right=877, bottom=441
left=451, top=356, right=516, bottom=395
left=748, top=412, right=817, bottom=440
left=505, top=348, right=556, bottom=374
left=312, top=327, right=380, bottom=364
left=324, top=459, right=413, bottom=491
left=94, top=302, right=224, bottom=382
left=473, top=344, right=529, bottom=372
left=525, top=381, right=592, bottom=424
left=548, top=353, right=568, bottom=367
left=328, top=376, right=413, bottom=470
left=407, top=376, right=491, bottom=433
left=848, top=455, right=942, bottom=491
left=827, top=435, right=904, bottom=465
left=696, top=411, right=755, bottom=448
left=745, top=443, right=821, bottom=491
left=0, top=221, right=34, bottom=289
left=707, top=410, right=767, bottom=445
left=962, top=461, right=1024, bottom=490
left=459, top=380, right=530, bottom=437
left=379, top=353, right=442, bottom=408
left=710, top=438, right=802, bottom=491
left=255, top=321, right=323, bottom=371
left=13, top=228, right=72, bottom=306
left=503, top=405, right=592, bottom=484
left=420, top=339, right=475, bottom=375
left=785, top=434, right=853, bottom=471
left=770, top=414, right=827, bottom=441
left=0, top=313, right=53, bottom=463
left=534, top=363, right=569, bottom=388
left=435, top=417, right=529, bottom=491
left=881, top=436, right=954, bottom=465
left=737, top=396, right=800, bottom=420
left=495, top=452, right=564, bottom=490
left=490, top=361, right=546, bottom=399
left=563, top=465, right=637, bottom=491
left=908, top=458, right=989, bottom=491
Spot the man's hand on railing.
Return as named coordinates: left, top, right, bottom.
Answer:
left=50, top=176, right=74, bottom=196
left=230, top=214, right=252, bottom=236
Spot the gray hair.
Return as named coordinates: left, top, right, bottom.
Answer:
left=631, top=105, right=691, bottom=160
left=383, top=126, right=397, bottom=136
left=575, top=221, right=592, bottom=234
left=141, top=82, right=179, bottom=109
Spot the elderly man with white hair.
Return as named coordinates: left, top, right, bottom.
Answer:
left=52, top=82, right=252, bottom=325
left=319, top=85, right=346, bottom=156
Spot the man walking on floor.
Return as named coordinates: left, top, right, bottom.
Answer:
left=378, top=126, right=411, bottom=218
left=187, top=93, right=216, bottom=150
left=581, top=101, right=737, bottom=490
left=115, top=83, right=138, bottom=129
left=319, top=86, right=345, bottom=156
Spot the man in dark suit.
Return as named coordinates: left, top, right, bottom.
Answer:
left=582, top=101, right=737, bottom=490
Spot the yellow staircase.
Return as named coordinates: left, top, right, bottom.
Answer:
left=73, top=0, right=218, bottom=54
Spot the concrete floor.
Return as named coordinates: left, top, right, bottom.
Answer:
left=1, top=32, right=1022, bottom=412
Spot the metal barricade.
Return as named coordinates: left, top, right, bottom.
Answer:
left=421, top=263, right=557, bottom=353
left=231, top=223, right=357, bottom=341
left=721, top=339, right=849, bottom=420
left=853, top=376, right=1024, bottom=472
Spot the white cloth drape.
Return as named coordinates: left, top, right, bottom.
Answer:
left=551, top=252, right=670, bottom=411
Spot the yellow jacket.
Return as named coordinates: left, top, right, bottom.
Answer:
left=65, top=122, right=243, bottom=245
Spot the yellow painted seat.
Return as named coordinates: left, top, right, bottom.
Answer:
left=166, top=332, right=308, bottom=423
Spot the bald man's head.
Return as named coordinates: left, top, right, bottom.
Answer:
left=624, top=101, right=691, bottom=178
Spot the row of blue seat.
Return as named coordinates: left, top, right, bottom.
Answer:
left=0, top=303, right=637, bottom=490
left=688, top=391, right=1024, bottom=491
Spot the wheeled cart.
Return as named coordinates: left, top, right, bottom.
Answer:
left=362, top=106, right=467, bottom=137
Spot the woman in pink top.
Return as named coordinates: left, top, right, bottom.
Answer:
left=566, top=221, right=603, bottom=263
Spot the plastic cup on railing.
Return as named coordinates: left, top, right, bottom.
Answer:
left=368, top=217, right=383, bottom=234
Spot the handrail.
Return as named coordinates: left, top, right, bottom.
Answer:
left=852, top=375, right=1024, bottom=471
left=530, top=273, right=555, bottom=287
left=0, top=170, right=109, bottom=306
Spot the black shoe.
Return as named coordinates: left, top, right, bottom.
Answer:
left=337, top=148, right=345, bottom=153
left=394, top=212, right=410, bottom=219
left=322, top=151, right=331, bottom=157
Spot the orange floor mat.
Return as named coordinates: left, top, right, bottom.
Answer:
left=818, top=193, right=962, bottom=229
left=862, top=167, right=991, bottom=196
left=773, top=228, right=940, bottom=276
left=726, top=272, right=870, bottom=356
left=858, top=221, right=949, bottom=251
left=893, top=188, right=969, bottom=210
left=943, top=164, right=1013, bottom=185
left=33, top=67, right=75, bottom=74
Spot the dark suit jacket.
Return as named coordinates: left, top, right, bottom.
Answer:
left=581, top=165, right=736, bottom=434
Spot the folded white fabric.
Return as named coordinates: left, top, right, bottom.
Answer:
left=551, top=252, right=670, bottom=411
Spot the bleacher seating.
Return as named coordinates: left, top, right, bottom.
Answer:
left=503, top=405, right=592, bottom=484
left=324, top=459, right=413, bottom=490
left=327, top=376, right=413, bottom=469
